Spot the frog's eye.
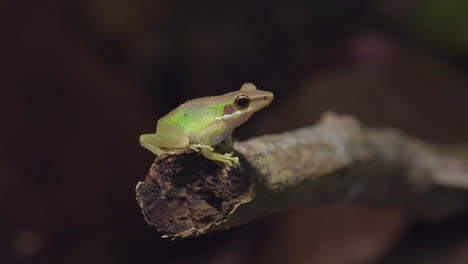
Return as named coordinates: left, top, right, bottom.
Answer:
left=235, top=95, right=250, bottom=108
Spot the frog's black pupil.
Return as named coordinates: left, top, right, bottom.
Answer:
left=236, top=96, right=249, bottom=107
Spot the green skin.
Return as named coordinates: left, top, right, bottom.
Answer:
left=139, top=83, right=274, bottom=167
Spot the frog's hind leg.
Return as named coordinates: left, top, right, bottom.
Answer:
left=139, top=134, right=167, bottom=155
left=139, top=125, right=189, bottom=155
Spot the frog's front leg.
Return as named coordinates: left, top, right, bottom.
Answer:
left=189, top=144, right=239, bottom=166
left=200, top=145, right=240, bottom=167
left=196, top=125, right=240, bottom=167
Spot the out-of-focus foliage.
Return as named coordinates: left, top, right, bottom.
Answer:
left=415, top=0, right=468, bottom=53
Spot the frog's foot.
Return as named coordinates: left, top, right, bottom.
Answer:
left=189, top=144, right=214, bottom=152
left=206, top=152, right=240, bottom=168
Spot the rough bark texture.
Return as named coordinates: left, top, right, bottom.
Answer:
left=136, top=112, right=468, bottom=239
left=135, top=150, right=253, bottom=238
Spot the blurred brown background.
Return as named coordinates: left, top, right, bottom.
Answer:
left=3, top=0, right=468, bottom=263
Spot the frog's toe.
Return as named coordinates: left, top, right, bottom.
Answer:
left=189, top=146, right=201, bottom=152
left=223, top=154, right=240, bottom=167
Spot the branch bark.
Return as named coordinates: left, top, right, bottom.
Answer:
left=135, top=112, right=468, bottom=239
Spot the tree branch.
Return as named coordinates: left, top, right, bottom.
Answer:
left=135, top=112, right=468, bottom=239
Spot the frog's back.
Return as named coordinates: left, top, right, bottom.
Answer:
left=158, top=98, right=225, bottom=133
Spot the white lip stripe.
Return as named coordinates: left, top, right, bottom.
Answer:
left=218, top=106, right=262, bottom=120
left=219, top=112, right=242, bottom=120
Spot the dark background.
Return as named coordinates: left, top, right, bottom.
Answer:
left=3, top=0, right=468, bottom=263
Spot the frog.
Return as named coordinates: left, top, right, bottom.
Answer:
left=139, top=83, right=274, bottom=167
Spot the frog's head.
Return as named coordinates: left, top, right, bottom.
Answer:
left=221, top=83, right=274, bottom=127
